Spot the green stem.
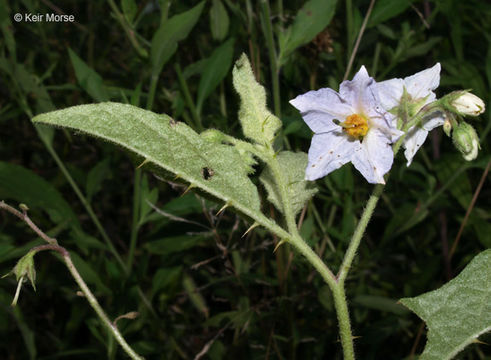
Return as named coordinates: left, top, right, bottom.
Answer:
left=346, top=0, right=353, bottom=62
left=1, top=203, right=144, bottom=360
left=127, top=168, right=141, bottom=270
left=107, top=0, right=148, bottom=58
left=260, top=0, right=281, bottom=118
left=63, top=250, right=144, bottom=360
left=287, top=233, right=353, bottom=359
left=332, top=283, right=355, bottom=360
left=337, top=184, right=384, bottom=284
left=159, top=0, right=171, bottom=25
left=146, top=73, right=159, bottom=111
left=174, top=63, right=203, bottom=131
left=35, top=126, right=127, bottom=272
left=288, top=234, right=337, bottom=288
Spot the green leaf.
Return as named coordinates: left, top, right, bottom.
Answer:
left=400, top=249, right=491, bottom=360
left=367, top=0, right=411, bottom=28
left=85, top=158, right=111, bottom=202
left=11, top=307, right=37, bottom=360
left=150, top=2, right=205, bottom=77
left=151, top=266, right=182, bottom=297
left=209, top=0, right=229, bottom=41
left=354, top=295, right=409, bottom=316
left=32, top=102, right=261, bottom=219
left=0, top=0, right=16, bottom=60
left=0, top=162, right=80, bottom=231
left=183, top=274, right=209, bottom=318
left=70, top=252, right=112, bottom=295
left=435, top=154, right=472, bottom=209
left=121, top=0, right=138, bottom=24
left=260, top=151, right=317, bottom=216
left=145, top=234, right=210, bottom=256
left=68, top=48, right=109, bottom=102
left=138, top=174, right=159, bottom=225
left=196, top=38, right=235, bottom=113
left=232, top=54, right=282, bottom=145
left=278, top=0, right=337, bottom=63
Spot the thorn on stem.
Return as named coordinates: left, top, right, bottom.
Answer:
left=242, top=222, right=259, bottom=238
left=113, top=311, right=139, bottom=326
left=216, top=202, right=230, bottom=216
left=273, top=239, right=287, bottom=253
left=181, top=184, right=196, bottom=196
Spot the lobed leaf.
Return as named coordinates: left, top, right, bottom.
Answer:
left=260, top=151, right=317, bottom=217
left=32, top=102, right=261, bottom=219
left=232, top=54, right=282, bottom=146
left=400, top=249, right=491, bottom=360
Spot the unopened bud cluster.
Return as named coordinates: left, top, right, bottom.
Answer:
left=439, top=91, right=485, bottom=161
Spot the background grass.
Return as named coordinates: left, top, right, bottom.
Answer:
left=0, top=0, right=490, bottom=359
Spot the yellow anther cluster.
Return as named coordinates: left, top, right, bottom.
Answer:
left=342, top=114, right=368, bottom=139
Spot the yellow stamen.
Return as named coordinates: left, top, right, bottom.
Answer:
left=339, top=114, right=369, bottom=139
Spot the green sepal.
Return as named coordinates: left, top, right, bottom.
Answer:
left=13, top=250, right=37, bottom=290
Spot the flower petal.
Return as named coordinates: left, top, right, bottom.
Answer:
left=403, top=126, right=429, bottom=166
left=421, top=113, right=445, bottom=131
left=289, top=88, right=353, bottom=133
left=351, top=129, right=393, bottom=184
left=340, top=66, right=376, bottom=114
left=374, top=78, right=405, bottom=111
left=305, top=132, right=359, bottom=180
left=404, top=63, right=441, bottom=101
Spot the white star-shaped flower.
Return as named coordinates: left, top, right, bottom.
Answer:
left=290, top=66, right=403, bottom=184
left=375, top=64, right=444, bottom=165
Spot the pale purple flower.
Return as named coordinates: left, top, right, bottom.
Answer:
left=375, top=64, right=444, bottom=165
left=290, top=66, right=403, bottom=184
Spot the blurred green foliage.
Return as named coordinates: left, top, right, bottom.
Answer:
left=0, top=0, right=490, bottom=359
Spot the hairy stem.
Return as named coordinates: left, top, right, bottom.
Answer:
left=63, top=251, right=144, bottom=360
left=337, top=184, right=384, bottom=284
left=332, top=284, right=355, bottom=360
left=260, top=0, right=281, bottom=118
left=1, top=202, right=144, bottom=360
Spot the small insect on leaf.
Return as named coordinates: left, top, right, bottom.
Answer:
left=201, top=167, right=214, bottom=180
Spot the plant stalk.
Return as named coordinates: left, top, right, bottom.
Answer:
left=1, top=202, right=144, bottom=360
left=260, top=0, right=281, bottom=118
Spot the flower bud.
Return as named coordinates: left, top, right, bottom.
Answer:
left=451, top=92, right=485, bottom=116
left=443, top=118, right=452, bottom=137
left=13, top=251, right=37, bottom=290
left=452, top=122, right=480, bottom=161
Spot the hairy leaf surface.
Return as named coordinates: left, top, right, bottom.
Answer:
left=260, top=151, right=317, bottom=216
left=32, top=103, right=261, bottom=217
left=232, top=54, right=282, bottom=146
left=400, top=249, right=491, bottom=360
